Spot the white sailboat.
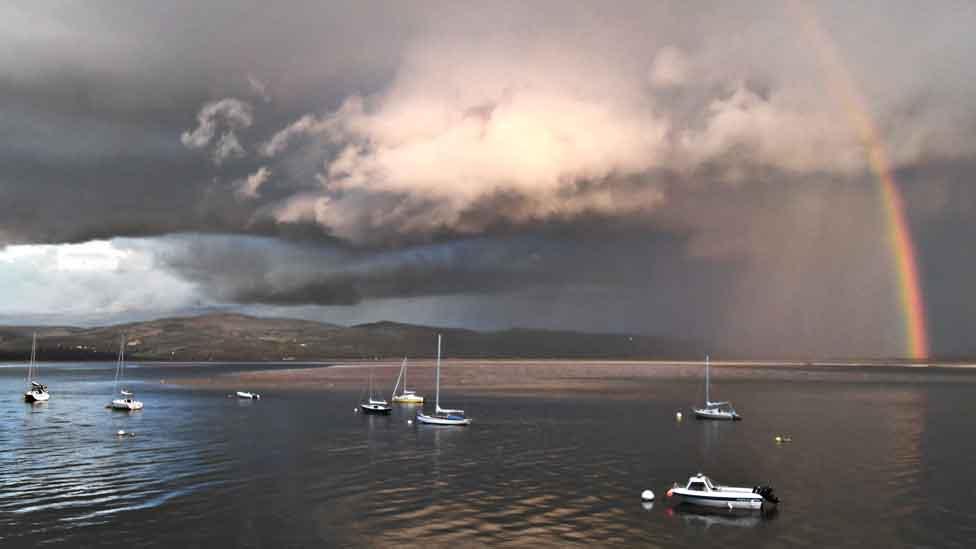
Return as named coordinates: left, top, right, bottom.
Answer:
left=360, top=369, right=392, bottom=414
left=109, top=334, right=143, bottom=411
left=693, top=355, right=740, bottom=420
left=391, top=357, right=424, bottom=404
left=416, top=334, right=471, bottom=426
left=24, top=333, right=50, bottom=403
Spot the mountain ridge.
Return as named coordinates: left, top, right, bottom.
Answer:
left=0, top=312, right=699, bottom=361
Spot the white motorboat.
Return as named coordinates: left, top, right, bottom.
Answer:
left=108, top=334, right=143, bottom=411
left=666, top=474, right=778, bottom=511
left=391, top=357, right=424, bottom=404
left=236, top=391, right=261, bottom=399
left=416, top=335, right=471, bottom=426
left=693, top=356, right=741, bottom=420
left=360, top=371, right=392, bottom=414
left=24, top=333, right=50, bottom=403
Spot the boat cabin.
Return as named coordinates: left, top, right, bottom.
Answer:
left=685, top=475, right=716, bottom=492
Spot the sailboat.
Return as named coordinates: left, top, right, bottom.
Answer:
left=109, top=334, right=143, bottom=411
left=416, top=334, right=471, bottom=426
left=24, top=333, right=50, bottom=403
left=693, top=355, right=740, bottom=420
left=391, top=357, right=424, bottom=404
left=360, top=369, right=392, bottom=414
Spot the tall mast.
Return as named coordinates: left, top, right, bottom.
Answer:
left=435, top=334, right=441, bottom=410
left=392, top=358, right=405, bottom=399
left=113, top=333, right=124, bottom=395
left=28, top=332, right=36, bottom=384
left=705, top=355, right=710, bottom=404
left=403, top=357, right=408, bottom=391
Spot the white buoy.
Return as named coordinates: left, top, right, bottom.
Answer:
left=354, top=408, right=358, bottom=413
left=407, top=420, right=413, bottom=425
left=117, top=430, right=126, bottom=436
left=641, top=489, right=655, bottom=501
left=675, top=412, right=683, bottom=420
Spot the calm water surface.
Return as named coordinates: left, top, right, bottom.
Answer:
left=1, top=361, right=974, bottom=547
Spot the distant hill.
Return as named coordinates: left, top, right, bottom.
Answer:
left=0, top=313, right=700, bottom=362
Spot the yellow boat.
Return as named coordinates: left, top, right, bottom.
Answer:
left=391, top=357, right=424, bottom=404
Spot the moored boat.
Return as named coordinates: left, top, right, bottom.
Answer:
left=236, top=391, right=261, bottom=399
left=23, top=333, right=50, bottom=403
left=391, top=357, right=424, bottom=404
left=693, top=356, right=741, bottom=420
left=666, top=474, right=778, bottom=511
left=416, top=334, right=471, bottom=426
left=360, top=370, right=392, bottom=414
left=108, top=334, right=143, bottom=411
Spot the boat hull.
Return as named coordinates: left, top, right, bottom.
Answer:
left=236, top=391, right=260, bottom=399
left=110, top=399, right=143, bottom=411
left=24, top=391, right=50, bottom=403
left=693, top=409, right=741, bottom=421
left=392, top=395, right=424, bottom=404
left=670, top=492, right=767, bottom=511
left=416, top=413, right=471, bottom=426
left=360, top=403, right=392, bottom=414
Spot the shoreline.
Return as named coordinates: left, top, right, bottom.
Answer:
left=166, top=358, right=976, bottom=396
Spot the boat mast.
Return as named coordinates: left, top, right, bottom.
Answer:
left=705, top=355, right=710, bottom=405
left=113, top=333, right=124, bottom=395
left=403, top=357, right=408, bottom=392
left=392, top=358, right=405, bottom=399
left=27, top=332, right=36, bottom=385
left=435, top=334, right=441, bottom=411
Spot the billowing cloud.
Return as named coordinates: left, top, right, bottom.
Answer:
left=181, top=98, right=253, bottom=164
left=235, top=166, right=272, bottom=200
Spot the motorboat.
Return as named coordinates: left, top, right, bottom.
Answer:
left=236, top=391, right=261, bottom=399
left=360, top=371, right=392, bottom=414
left=666, top=474, right=778, bottom=511
left=391, top=357, right=424, bottom=404
left=416, top=334, right=471, bottom=426
left=693, top=356, right=741, bottom=420
left=23, top=333, right=50, bottom=403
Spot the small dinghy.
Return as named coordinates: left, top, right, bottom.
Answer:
left=236, top=391, right=261, bottom=400
left=666, top=474, right=779, bottom=511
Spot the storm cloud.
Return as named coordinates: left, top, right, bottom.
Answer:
left=2, top=1, right=976, bottom=356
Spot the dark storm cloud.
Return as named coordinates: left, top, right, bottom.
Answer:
left=3, top=1, right=976, bottom=356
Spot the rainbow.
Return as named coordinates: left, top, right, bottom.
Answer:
left=790, top=1, right=929, bottom=359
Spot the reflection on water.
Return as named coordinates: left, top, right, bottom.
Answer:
left=666, top=505, right=775, bottom=529
left=0, top=361, right=974, bottom=547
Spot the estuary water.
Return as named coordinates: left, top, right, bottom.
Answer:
left=0, top=361, right=974, bottom=547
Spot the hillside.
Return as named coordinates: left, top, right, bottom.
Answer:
left=0, top=313, right=700, bottom=362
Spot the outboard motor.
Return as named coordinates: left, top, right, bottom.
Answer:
left=752, top=485, right=779, bottom=504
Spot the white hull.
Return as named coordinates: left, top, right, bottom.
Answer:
left=392, top=394, right=424, bottom=404
left=671, top=493, right=766, bottom=510
left=693, top=408, right=741, bottom=420
left=236, top=391, right=260, bottom=399
left=24, top=391, right=50, bottom=403
left=416, top=412, right=471, bottom=426
left=360, top=403, right=392, bottom=414
left=110, top=398, right=144, bottom=411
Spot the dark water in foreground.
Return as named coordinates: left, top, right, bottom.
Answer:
left=1, top=362, right=974, bottom=547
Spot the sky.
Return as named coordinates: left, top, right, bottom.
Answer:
left=2, top=1, right=975, bottom=358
